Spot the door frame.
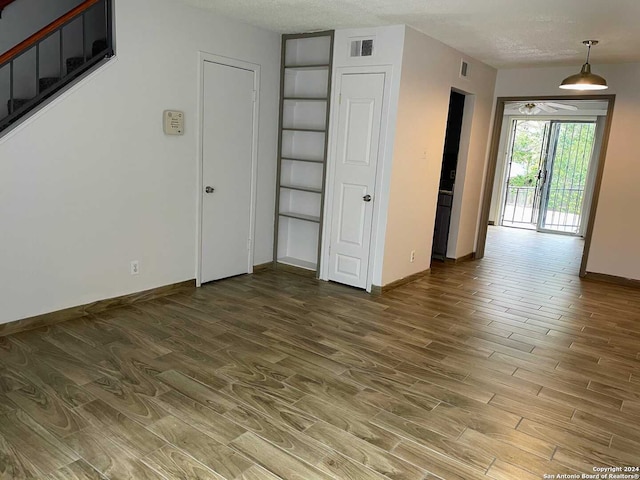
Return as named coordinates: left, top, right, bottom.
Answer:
left=196, top=52, right=261, bottom=287
left=476, top=94, right=616, bottom=277
left=320, top=65, right=393, bottom=292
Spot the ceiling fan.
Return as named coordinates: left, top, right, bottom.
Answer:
left=507, top=102, right=579, bottom=115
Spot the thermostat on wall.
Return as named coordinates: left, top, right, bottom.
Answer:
left=163, top=110, right=184, bottom=135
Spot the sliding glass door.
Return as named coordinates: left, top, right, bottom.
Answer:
left=538, top=121, right=596, bottom=234
left=501, top=120, right=549, bottom=229
left=501, top=119, right=596, bottom=235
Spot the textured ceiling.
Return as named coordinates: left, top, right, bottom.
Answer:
left=182, top=0, right=640, bottom=68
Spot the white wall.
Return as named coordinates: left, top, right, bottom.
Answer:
left=495, top=63, right=640, bottom=280
left=381, top=26, right=496, bottom=285
left=322, top=25, right=405, bottom=288
left=0, top=0, right=280, bottom=324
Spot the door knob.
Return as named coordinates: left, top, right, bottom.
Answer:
left=205, top=186, right=215, bottom=194
left=363, top=194, right=372, bottom=202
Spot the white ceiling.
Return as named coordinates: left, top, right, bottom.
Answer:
left=183, top=0, right=640, bottom=68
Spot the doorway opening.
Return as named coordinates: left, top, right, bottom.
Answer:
left=499, top=119, right=597, bottom=235
left=432, top=90, right=466, bottom=260
left=478, top=95, right=615, bottom=277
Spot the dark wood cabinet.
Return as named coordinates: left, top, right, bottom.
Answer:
left=432, top=191, right=453, bottom=260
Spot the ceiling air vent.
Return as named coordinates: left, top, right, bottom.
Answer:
left=350, top=39, right=374, bottom=57
left=460, top=60, right=470, bottom=78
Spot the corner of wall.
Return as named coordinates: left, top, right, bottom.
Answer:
left=379, top=26, right=497, bottom=285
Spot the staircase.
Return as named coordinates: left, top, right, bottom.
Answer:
left=0, top=0, right=113, bottom=134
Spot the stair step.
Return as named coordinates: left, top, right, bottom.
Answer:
left=66, top=56, right=85, bottom=75
left=39, top=77, right=60, bottom=92
left=92, top=38, right=108, bottom=57
left=7, top=98, right=31, bottom=114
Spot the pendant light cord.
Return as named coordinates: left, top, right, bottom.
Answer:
left=585, top=43, right=592, bottom=64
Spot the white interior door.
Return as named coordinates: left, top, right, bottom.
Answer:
left=201, top=61, right=255, bottom=283
left=328, top=72, right=385, bottom=289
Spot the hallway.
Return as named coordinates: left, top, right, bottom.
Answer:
left=484, top=225, right=585, bottom=276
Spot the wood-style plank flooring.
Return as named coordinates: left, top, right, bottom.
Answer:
left=1, top=226, right=640, bottom=479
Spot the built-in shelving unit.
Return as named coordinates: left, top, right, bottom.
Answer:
left=274, top=31, right=334, bottom=273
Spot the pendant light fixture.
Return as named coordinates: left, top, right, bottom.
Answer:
left=559, top=40, right=608, bottom=90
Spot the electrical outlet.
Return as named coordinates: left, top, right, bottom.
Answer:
left=410, top=250, right=415, bottom=263
left=130, top=260, right=140, bottom=275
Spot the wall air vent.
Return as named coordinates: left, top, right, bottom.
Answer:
left=460, top=60, right=469, bottom=78
left=350, top=38, right=374, bottom=57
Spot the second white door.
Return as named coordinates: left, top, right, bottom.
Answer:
left=328, top=72, right=385, bottom=289
left=201, top=61, right=255, bottom=283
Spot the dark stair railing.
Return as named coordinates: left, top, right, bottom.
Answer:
left=0, top=0, right=17, bottom=18
left=0, top=0, right=113, bottom=132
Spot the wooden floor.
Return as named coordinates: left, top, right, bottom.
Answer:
left=1, top=226, right=640, bottom=479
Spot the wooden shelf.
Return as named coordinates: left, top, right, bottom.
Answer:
left=278, top=211, right=321, bottom=223
left=281, top=156, right=324, bottom=164
left=275, top=31, right=334, bottom=276
left=277, top=256, right=317, bottom=271
left=280, top=184, right=322, bottom=194
left=284, top=64, right=330, bottom=71
left=282, top=127, right=326, bottom=133
left=284, top=97, right=328, bottom=102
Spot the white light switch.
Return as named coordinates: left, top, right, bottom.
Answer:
left=163, top=110, right=184, bottom=135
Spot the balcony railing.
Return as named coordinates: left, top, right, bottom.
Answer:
left=502, top=186, right=538, bottom=226
left=502, top=185, right=585, bottom=233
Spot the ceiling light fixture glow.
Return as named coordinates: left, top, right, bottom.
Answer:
left=559, top=40, right=608, bottom=91
left=519, top=103, right=542, bottom=115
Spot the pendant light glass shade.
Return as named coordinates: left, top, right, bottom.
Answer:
left=559, top=40, right=608, bottom=90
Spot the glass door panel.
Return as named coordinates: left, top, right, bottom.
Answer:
left=501, top=120, right=549, bottom=229
left=538, top=121, right=597, bottom=234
